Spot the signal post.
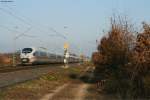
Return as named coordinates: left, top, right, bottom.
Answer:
left=64, top=43, right=69, bottom=68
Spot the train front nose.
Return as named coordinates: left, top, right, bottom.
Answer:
left=21, top=58, right=29, bottom=63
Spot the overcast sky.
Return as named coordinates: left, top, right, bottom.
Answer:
left=0, top=0, right=150, bottom=56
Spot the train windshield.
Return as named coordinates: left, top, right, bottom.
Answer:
left=22, top=48, right=33, bottom=53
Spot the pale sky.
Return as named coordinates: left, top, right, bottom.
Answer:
left=0, top=0, right=150, bottom=56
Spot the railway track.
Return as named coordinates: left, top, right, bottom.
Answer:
left=0, top=63, right=81, bottom=88
left=0, top=64, right=62, bottom=73
left=0, top=64, right=65, bottom=88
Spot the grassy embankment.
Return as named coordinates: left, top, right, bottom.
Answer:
left=0, top=64, right=90, bottom=100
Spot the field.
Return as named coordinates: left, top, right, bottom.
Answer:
left=0, top=64, right=87, bottom=100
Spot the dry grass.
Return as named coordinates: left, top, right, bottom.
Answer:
left=0, top=54, right=11, bottom=66
left=0, top=65, right=86, bottom=100
left=0, top=53, right=20, bottom=66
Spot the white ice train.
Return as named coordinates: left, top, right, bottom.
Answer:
left=20, top=47, right=80, bottom=65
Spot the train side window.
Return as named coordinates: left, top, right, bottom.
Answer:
left=40, top=52, right=43, bottom=57
left=33, top=52, right=35, bottom=56
left=49, top=54, right=56, bottom=58
left=33, top=51, right=39, bottom=56
left=40, top=52, right=47, bottom=57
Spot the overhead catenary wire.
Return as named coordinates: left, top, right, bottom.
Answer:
left=0, top=7, right=31, bottom=27
left=0, top=24, right=18, bottom=33
left=0, top=5, right=69, bottom=54
left=14, top=27, right=36, bottom=40
left=1, top=5, right=67, bottom=39
left=49, top=27, right=67, bottom=39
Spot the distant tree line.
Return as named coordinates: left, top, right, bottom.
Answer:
left=92, top=16, right=150, bottom=99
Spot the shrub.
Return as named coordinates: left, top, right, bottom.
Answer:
left=92, top=17, right=150, bottom=99
left=92, top=16, right=139, bottom=98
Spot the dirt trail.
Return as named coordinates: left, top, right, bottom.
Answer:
left=75, top=84, right=89, bottom=100
left=40, top=84, right=69, bottom=100
left=40, top=82, right=89, bottom=100
left=40, top=66, right=92, bottom=100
